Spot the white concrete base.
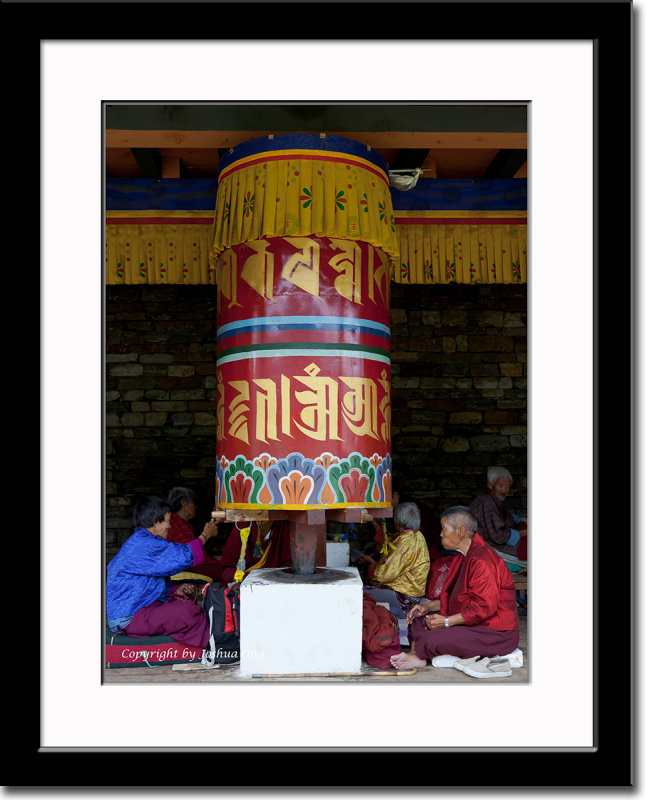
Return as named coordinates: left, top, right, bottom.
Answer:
left=325, top=541, right=350, bottom=567
left=239, top=566, right=362, bottom=676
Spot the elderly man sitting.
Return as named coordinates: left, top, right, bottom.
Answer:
left=468, top=466, right=527, bottom=562
left=391, top=506, right=519, bottom=669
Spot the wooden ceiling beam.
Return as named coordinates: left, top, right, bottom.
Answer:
left=161, top=155, right=181, bottom=179
left=107, top=129, right=527, bottom=151
left=514, top=160, right=528, bottom=178
left=388, top=148, right=431, bottom=171
left=484, top=149, right=528, bottom=179
left=130, top=148, right=162, bottom=179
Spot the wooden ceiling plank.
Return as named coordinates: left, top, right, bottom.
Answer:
left=162, top=155, right=181, bottom=179
left=107, top=129, right=527, bottom=151
left=105, top=104, right=527, bottom=136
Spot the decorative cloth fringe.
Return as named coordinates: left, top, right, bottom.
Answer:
left=105, top=220, right=216, bottom=285
left=208, top=149, right=400, bottom=265
left=394, top=222, right=527, bottom=285
left=105, top=218, right=527, bottom=286
left=104, top=172, right=527, bottom=285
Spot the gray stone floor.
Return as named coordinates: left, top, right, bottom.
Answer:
left=104, top=608, right=527, bottom=684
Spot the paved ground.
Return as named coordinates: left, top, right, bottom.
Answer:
left=104, top=608, right=527, bottom=684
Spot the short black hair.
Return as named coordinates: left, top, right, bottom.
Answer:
left=133, top=496, right=171, bottom=530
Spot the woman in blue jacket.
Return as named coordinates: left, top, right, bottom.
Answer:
left=106, top=496, right=219, bottom=647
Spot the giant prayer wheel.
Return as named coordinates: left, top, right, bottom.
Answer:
left=210, top=134, right=399, bottom=518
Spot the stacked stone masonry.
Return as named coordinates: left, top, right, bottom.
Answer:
left=106, top=283, right=527, bottom=558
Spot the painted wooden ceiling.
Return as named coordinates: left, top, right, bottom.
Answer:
left=105, top=103, right=527, bottom=181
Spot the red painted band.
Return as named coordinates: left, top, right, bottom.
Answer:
left=106, top=217, right=214, bottom=225
left=394, top=216, right=527, bottom=225
left=218, top=152, right=389, bottom=187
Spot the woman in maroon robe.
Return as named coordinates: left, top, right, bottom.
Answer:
left=391, top=505, right=519, bottom=669
left=210, top=519, right=292, bottom=586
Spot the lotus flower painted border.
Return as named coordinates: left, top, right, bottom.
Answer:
left=215, top=450, right=391, bottom=508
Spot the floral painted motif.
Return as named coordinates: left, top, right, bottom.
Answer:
left=283, top=213, right=298, bottom=235
left=254, top=453, right=278, bottom=473
left=360, top=193, right=369, bottom=212
left=315, top=453, right=339, bottom=471
left=424, top=260, right=433, bottom=282
left=223, top=202, right=231, bottom=223
left=243, top=192, right=255, bottom=218
left=334, top=190, right=347, bottom=212
left=378, top=202, right=396, bottom=232
left=512, top=261, right=521, bottom=280
left=375, top=453, right=392, bottom=503
left=400, top=262, right=410, bottom=282
left=223, top=456, right=264, bottom=504
left=217, top=450, right=390, bottom=507
left=328, top=453, right=376, bottom=504
left=215, top=458, right=226, bottom=505
left=446, top=260, right=456, bottom=281
left=267, top=453, right=326, bottom=505
left=300, top=187, right=313, bottom=209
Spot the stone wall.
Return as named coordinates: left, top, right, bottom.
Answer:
left=389, top=282, right=527, bottom=515
left=106, top=285, right=221, bottom=557
left=105, top=283, right=527, bottom=558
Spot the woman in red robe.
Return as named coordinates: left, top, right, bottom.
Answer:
left=165, top=487, right=222, bottom=579
left=391, top=506, right=519, bottom=669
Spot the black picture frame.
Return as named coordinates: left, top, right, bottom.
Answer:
left=25, top=0, right=632, bottom=790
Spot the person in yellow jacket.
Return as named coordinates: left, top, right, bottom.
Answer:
left=359, top=501, right=430, bottom=613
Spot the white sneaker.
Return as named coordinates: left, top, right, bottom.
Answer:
left=431, top=654, right=461, bottom=668
left=502, top=648, right=524, bottom=668
left=461, top=656, right=512, bottom=679
left=453, top=655, right=481, bottom=673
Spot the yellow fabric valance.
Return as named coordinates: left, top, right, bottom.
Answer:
left=394, top=221, right=527, bottom=285
left=208, top=149, right=400, bottom=264
left=105, top=213, right=216, bottom=285
left=104, top=217, right=527, bottom=286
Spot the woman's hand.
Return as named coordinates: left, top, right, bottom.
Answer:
left=358, top=553, right=376, bottom=565
left=201, top=520, right=219, bottom=540
left=424, top=613, right=448, bottom=630
left=407, top=602, right=432, bottom=624
left=174, top=582, right=197, bottom=601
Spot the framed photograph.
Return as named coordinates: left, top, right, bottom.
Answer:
left=30, top=0, right=632, bottom=790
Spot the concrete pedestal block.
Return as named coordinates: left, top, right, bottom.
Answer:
left=239, top=566, right=362, bottom=676
left=325, top=541, right=350, bottom=567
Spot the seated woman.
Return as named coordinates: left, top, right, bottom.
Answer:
left=166, top=486, right=221, bottom=579
left=468, top=466, right=527, bottom=563
left=361, top=483, right=443, bottom=563
left=359, top=501, right=430, bottom=614
left=106, top=495, right=219, bottom=648
left=210, top=518, right=292, bottom=586
left=391, top=506, right=519, bottom=670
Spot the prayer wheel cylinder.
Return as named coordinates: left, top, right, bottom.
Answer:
left=210, top=134, right=399, bottom=569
